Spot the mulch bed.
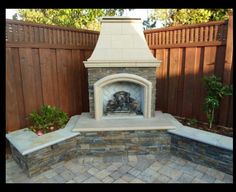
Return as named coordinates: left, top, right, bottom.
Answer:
left=175, top=116, right=233, bottom=138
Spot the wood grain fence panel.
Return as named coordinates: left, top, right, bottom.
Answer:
left=186, top=28, right=189, bottom=43
left=204, top=26, right=209, bottom=42
left=169, top=31, right=172, bottom=44
left=39, top=49, right=58, bottom=107
left=50, top=49, right=60, bottom=108
left=176, top=48, right=184, bottom=117
left=155, top=49, right=164, bottom=110
left=6, top=23, right=13, bottom=42
left=9, top=48, right=26, bottom=129
left=71, top=50, right=82, bottom=115
left=182, top=47, right=197, bottom=118
left=43, top=28, right=48, bottom=43
left=181, top=29, right=185, bottom=43
left=66, top=50, right=74, bottom=116
left=56, top=49, right=71, bottom=115
left=199, top=46, right=217, bottom=122
left=168, top=48, right=181, bottom=114
left=158, top=48, right=169, bottom=112
left=218, top=14, right=233, bottom=126
left=19, top=48, right=40, bottom=116
left=177, top=30, right=181, bottom=44
left=31, top=49, right=44, bottom=110
left=200, top=27, right=204, bottom=42
left=214, top=46, right=226, bottom=78
left=203, top=46, right=216, bottom=76
left=193, top=47, right=205, bottom=122
left=6, top=48, right=21, bottom=131
left=191, top=47, right=202, bottom=119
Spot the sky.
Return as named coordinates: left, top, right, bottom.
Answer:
left=5, top=9, right=163, bottom=28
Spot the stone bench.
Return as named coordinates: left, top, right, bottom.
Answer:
left=6, top=111, right=233, bottom=177
left=6, top=116, right=80, bottom=177
left=165, top=114, right=233, bottom=175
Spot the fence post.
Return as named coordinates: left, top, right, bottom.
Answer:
left=219, top=11, right=233, bottom=126
left=224, top=11, right=233, bottom=79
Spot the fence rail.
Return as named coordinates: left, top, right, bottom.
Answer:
left=6, top=18, right=233, bottom=132
left=144, top=20, right=228, bottom=48
left=6, top=19, right=99, bottom=48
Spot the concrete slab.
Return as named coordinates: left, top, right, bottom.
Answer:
left=72, top=111, right=176, bottom=132
left=165, top=113, right=233, bottom=150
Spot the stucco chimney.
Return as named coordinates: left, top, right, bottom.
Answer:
left=84, top=17, right=161, bottom=67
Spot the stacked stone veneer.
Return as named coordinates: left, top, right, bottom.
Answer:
left=170, top=133, right=233, bottom=175
left=77, top=130, right=170, bottom=156
left=9, top=137, right=79, bottom=177
left=9, top=130, right=169, bottom=177
left=9, top=130, right=233, bottom=177
left=88, top=67, right=157, bottom=118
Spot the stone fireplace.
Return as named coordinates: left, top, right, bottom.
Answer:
left=84, top=17, right=161, bottom=120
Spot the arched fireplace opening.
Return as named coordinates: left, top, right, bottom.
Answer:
left=94, top=73, right=152, bottom=120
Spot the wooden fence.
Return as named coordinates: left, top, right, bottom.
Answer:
left=144, top=15, right=233, bottom=127
left=6, top=16, right=233, bottom=132
left=6, top=19, right=99, bottom=132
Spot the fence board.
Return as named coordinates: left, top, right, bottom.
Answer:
left=176, top=48, right=184, bottom=117
left=182, top=48, right=197, bottom=118
left=39, top=49, right=58, bottom=106
left=19, top=48, right=40, bottom=116
left=155, top=49, right=164, bottom=110
left=168, top=48, right=181, bottom=114
left=191, top=48, right=202, bottom=119
left=32, top=49, right=44, bottom=110
left=6, top=48, right=21, bottom=131
left=10, top=48, right=26, bottom=129
left=160, top=49, right=169, bottom=112
left=56, top=49, right=70, bottom=115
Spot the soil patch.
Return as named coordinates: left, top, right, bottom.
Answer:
left=175, top=116, right=233, bottom=137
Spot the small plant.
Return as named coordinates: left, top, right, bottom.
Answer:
left=203, top=75, right=232, bottom=129
left=186, top=118, right=198, bottom=126
left=28, top=105, right=69, bottom=136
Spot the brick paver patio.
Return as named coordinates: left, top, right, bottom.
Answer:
left=6, top=153, right=232, bottom=183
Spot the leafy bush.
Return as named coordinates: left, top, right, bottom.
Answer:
left=203, top=75, right=232, bottom=128
left=186, top=118, right=198, bottom=126
left=28, top=105, right=69, bottom=135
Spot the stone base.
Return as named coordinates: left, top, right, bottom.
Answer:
left=170, top=134, right=233, bottom=175
left=6, top=111, right=233, bottom=177
left=9, top=136, right=79, bottom=177
left=77, top=130, right=171, bottom=156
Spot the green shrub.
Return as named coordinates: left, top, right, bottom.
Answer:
left=28, top=105, right=69, bottom=134
left=203, top=75, right=232, bottom=128
left=186, top=118, right=198, bottom=126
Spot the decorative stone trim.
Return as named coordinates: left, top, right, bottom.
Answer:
left=94, top=73, right=152, bottom=120
left=100, top=17, right=143, bottom=23
left=84, top=61, right=161, bottom=68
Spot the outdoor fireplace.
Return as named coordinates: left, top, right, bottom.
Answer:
left=84, top=17, right=161, bottom=120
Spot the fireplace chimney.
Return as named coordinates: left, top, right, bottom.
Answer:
left=84, top=17, right=161, bottom=120
left=84, top=17, right=161, bottom=67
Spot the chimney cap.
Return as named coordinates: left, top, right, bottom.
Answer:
left=100, top=16, right=142, bottom=23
